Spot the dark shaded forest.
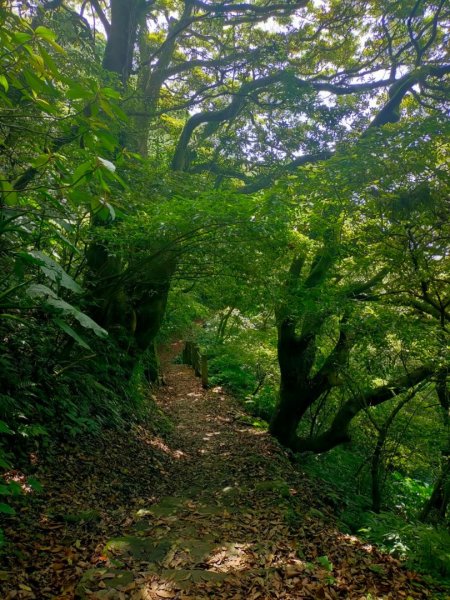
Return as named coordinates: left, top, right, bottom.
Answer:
left=0, top=0, right=449, bottom=597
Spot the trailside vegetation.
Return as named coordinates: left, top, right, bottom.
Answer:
left=0, top=0, right=449, bottom=590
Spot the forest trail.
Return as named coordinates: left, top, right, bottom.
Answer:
left=1, top=343, right=442, bottom=600
left=73, top=344, right=436, bottom=600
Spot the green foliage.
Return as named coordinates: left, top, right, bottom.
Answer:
left=302, top=447, right=369, bottom=512
left=0, top=10, right=139, bottom=474
left=303, top=446, right=450, bottom=584
left=390, top=473, right=433, bottom=519
left=196, top=313, right=279, bottom=421
left=159, top=287, right=209, bottom=344
left=358, top=512, right=450, bottom=583
left=0, top=0, right=449, bottom=588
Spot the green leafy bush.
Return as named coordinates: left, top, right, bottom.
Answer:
left=359, top=512, right=450, bottom=583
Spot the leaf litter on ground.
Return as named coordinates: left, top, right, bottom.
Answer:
left=1, top=341, right=447, bottom=599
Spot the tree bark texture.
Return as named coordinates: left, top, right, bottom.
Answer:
left=102, top=0, right=144, bottom=83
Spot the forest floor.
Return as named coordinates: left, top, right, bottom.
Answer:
left=1, top=342, right=447, bottom=599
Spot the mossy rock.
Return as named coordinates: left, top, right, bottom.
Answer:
left=255, top=480, right=291, bottom=498
left=159, top=568, right=228, bottom=590
left=105, top=536, right=172, bottom=563
left=62, top=510, right=101, bottom=524
left=137, top=496, right=187, bottom=518
left=75, top=568, right=134, bottom=599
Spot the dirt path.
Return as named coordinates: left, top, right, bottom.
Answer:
left=73, top=348, right=437, bottom=600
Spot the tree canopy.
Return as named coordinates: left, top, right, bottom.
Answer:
left=0, top=0, right=449, bottom=592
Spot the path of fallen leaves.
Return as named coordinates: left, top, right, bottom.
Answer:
left=1, top=342, right=447, bottom=599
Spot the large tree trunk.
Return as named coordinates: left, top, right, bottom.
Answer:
left=86, top=0, right=177, bottom=380
left=102, top=0, right=143, bottom=83
left=419, top=458, right=450, bottom=522
left=132, top=3, right=193, bottom=156
left=269, top=250, right=338, bottom=449
left=269, top=320, right=320, bottom=446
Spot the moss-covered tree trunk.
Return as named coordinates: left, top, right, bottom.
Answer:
left=269, top=321, right=322, bottom=447
left=84, top=0, right=180, bottom=380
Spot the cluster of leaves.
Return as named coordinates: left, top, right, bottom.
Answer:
left=0, top=10, right=150, bottom=533
left=359, top=512, right=450, bottom=583
left=192, top=311, right=278, bottom=422
left=302, top=440, right=450, bottom=584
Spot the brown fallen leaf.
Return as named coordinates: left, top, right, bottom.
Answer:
left=156, top=590, right=175, bottom=598
left=118, top=581, right=137, bottom=592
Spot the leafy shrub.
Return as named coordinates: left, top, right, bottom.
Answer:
left=209, top=351, right=257, bottom=396
left=196, top=314, right=279, bottom=421
left=242, top=385, right=276, bottom=422
left=389, top=472, right=432, bottom=519
left=359, top=511, right=450, bottom=583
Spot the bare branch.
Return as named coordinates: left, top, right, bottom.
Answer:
left=90, top=0, right=111, bottom=34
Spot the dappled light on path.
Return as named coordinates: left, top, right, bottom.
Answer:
left=74, top=356, right=436, bottom=599
left=3, top=347, right=438, bottom=598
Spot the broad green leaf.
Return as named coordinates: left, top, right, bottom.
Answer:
left=35, top=98, right=59, bottom=114
left=96, top=130, right=117, bottom=152
left=72, top=161, right=93, bottom=186
left=27, top=283, right=58, bottom=300
left=110, top=102, right=128, bottom=121
left=34, top=26, right=56, bottom=41
left=28, top=52, right=45, bottom=72
left=48, top=299, right=108, bottom=338
left=99, top=97, right=115, bottom=118
left=11, top=31, right=32, bottom=44
left=7, top=481, right=21, bottom=496
left=101, top=87, right=121, bottom=99
left=0, top=503, right=16, bottom=515
left=45, top=38, right=65, bottom=53
left=0, top=281, right=28, bottom=301
left=38, top=47, right=60, bottom=75
left=27, top=477, right=43, bottom=492
left=27, top=284, right=108, bottom=338
left=0, top=421, right=13, bottom=434
left=31, top=154, right=50, bottom=168
left=0, top=75, right=8, bottom=92
left=67, top=188, right=88, bottom=206
left=54, top=318, right=91, bottom=350
left=52, top=231, right=82, bottom=255
left=96, top=170, right=111, bottom=193
left=27, top=251, right=82, bottom=293
left=0, top=457, right=11, bottom=469
left=111, top=170, right=128, bottom=189
left=1, top=180, right=17, bottom=206
left=0, top=314, right=28, bottom=323
left=66, top=83, right=93, bottom=100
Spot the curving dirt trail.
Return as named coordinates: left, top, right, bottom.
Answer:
left=75, top=346, right=437, bottom=600
left=1, top=343, right=442, bottom=599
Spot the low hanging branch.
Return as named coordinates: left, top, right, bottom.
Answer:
left=294, top=365, right=435, bottom=453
